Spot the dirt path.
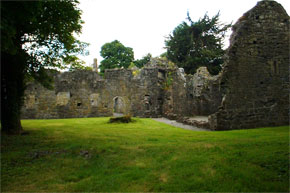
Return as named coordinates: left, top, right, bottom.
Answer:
left=152, top=117, right=211, bottom=131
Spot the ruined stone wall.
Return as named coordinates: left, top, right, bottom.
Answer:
left=186, top=67, right=222, bottom=116
left=209, top=0, right=289, bottom=130
left=22, top=71, right=109, bottom=119
left=162, top=67, right=222, bottom=119
left=21, top=68, right=167, bottom=119
left=21, top=65, right=220, bottom=119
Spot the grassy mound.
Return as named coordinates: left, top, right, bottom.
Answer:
left=1, top=117, right=289, bottom=192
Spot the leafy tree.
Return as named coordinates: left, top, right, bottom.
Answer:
left=133, top=53, right=152, bottom=68
left=99, top=40, right=134, bottom=73
left=160, top=52, right=168, bottom=58
left=1, top=0, right=88, bottom=134
left=165, top=12, right=231, bottom=75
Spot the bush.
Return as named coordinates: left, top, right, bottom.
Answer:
left=109, top=115, right=132, bottom=123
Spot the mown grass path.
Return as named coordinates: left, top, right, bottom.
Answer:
left=1, top=118, right=289, bottom=192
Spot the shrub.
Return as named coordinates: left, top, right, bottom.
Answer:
left=109, top=115, right=132, bottom=123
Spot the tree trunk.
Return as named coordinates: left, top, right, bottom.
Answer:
left=1, top=51, right=26, bottom=135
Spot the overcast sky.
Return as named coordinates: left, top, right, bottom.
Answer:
left=77, top=0, right=289, bottom=67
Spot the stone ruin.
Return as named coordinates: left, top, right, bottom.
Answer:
left=92, top=58, right=98, bottom=72
left=209, top=0, right=289, bottom=130
left=21, top=0, right=289, bottom=130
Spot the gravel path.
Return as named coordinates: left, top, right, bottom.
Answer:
left=152, top=117, right=211, bottom=131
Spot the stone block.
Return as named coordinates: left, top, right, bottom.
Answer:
left=56, top=92, right=70, bottom=106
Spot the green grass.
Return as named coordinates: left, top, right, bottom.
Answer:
left=1, top=117, right=289, bottom=192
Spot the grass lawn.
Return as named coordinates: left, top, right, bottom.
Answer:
left=1, top=117, right=289, bottom=192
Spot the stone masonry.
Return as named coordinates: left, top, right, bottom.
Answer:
left=22, top=68, right=166, bottom=119
left=21, top=0, right=289, bottom=130
left=209, top=0, right=289, bottom=130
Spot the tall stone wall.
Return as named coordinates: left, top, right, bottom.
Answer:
left=209, top=0, right=289, bottom=130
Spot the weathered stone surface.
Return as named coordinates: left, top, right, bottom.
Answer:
left=162, top=66, right=222, bottom=119
left=178, top=116, right=210, bottom=129
left=22, top=64, right=220, bottom=120
left=92, top=58, right=98, bottom=72
left=209, top=0, right=289, bottom=130
left=22, top=67, right=166, bottom=119
left=56, top=92, right=70, bottom=106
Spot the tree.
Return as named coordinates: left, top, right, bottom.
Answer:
left=133, top=53, right=152, bottom=68
left=165, top=12, right=231, bottom=75
left=99, top=40, right=134, bottom=73
left=1, top=0, right=88, bottom=134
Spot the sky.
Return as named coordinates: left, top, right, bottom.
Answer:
left=77, top=0, right=289, bottom=67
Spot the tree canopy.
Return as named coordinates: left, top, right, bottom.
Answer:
left=1, top=0, right=88, bottom=134
left=165, top=12, right=231, bottom=75
left=99, top=40, right=134, bottom=73
left=133, top=53, right=152, bottom=68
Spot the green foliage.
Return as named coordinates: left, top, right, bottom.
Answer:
left=109, top=115, right=132, bottom=123
left=132, top=69, right=140, bottom=76
left=133, top=53, right=152, bottom=68
left=99, top=40, right=134, bottom=73
left=163, top=71, right=173, bottom=90
left=128, top=63, right=141, bottom=76
left=1, top=0, right=88, bottom=133
left=165, top=12, right=231, bottom=75
left=128, top=62, right=136, bottom=69
left=1, top=118, right=288, bottom=192
left=83, top=66, right=93, bottom=71
left=2, top=0, right=88, bottom=75
left=69, top=64, right=93, bottom=71
left=160, top=52, right=168, bottom=58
